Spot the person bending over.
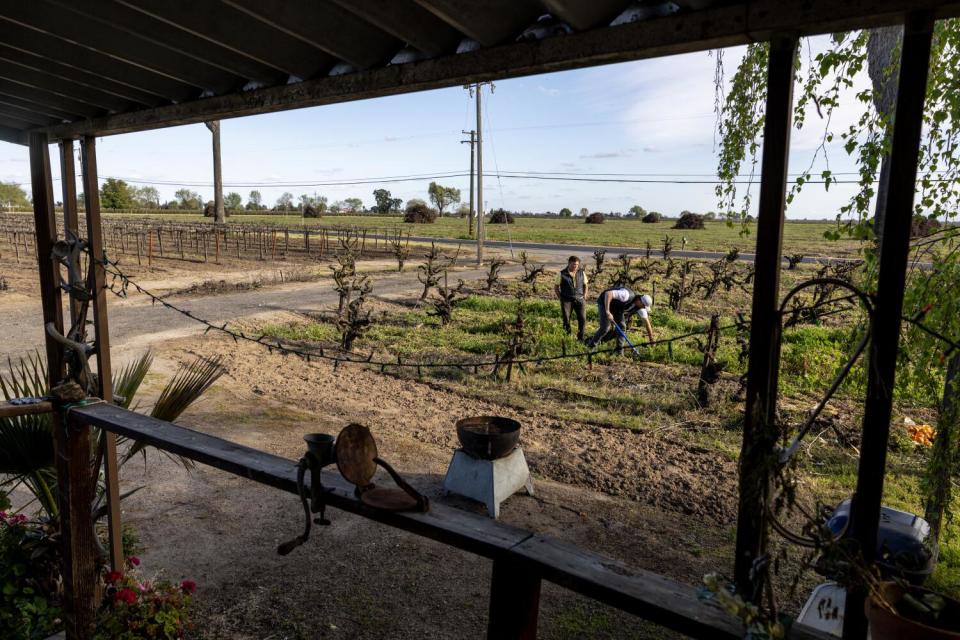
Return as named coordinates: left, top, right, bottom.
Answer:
left=555, top=255, right=588, bottom=341
left=585, top=287, right=654, bottom=352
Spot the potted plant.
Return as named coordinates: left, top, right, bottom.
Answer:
left=865, top=580, right=960, bottom=640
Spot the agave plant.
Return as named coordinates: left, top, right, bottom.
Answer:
left=0, top=350, right=224, bottom=519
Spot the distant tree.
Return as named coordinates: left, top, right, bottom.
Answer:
left=427, top=181, right=461, bottom=217
left=247, top=190, right=263, bottom=210
left=373, top=188, right=402, bottom=214
left=559, top=207, right=572, bottom=218
left=629, top=205, right=647, bottom=218
left=174, top=188, right=201, bottom=210
left=578, top=207, right=589, bottom=217
left=456, top=203, right=471, bottom=217
left=163, top=200, right=180, bottom=210
left=0, top=181, right=30, bottom=209
left=224, top=192, right=243, bottom=210
left=134, top=185, right=160, bottom=208
left=101, top=178, right=135, bottom=209
left=275, top=192, right=294, bottom=211
left=342, top=197, right=364, bottom=213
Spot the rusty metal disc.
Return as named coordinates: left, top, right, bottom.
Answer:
left=335, top=423, right=378, bottom=487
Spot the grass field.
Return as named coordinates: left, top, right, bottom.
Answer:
left=105, top=212, right=863, bottom=257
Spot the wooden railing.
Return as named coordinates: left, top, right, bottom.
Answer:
left=70, top=402, right=831, bottom=640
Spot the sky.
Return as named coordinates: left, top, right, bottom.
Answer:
left=0, top=37, right=872, bottom=219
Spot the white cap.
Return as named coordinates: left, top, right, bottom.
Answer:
left=641, top=294, right=653, bottom=308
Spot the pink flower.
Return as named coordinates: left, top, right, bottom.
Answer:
left=115, top=588, right=137, bottom=605
left=105, top=570, right=123, bottom=584
left=127, top=556, right=141, bottom=567
left=179, top=580, right=196, bottom=594
left=10, top=514, right=27, bottom=524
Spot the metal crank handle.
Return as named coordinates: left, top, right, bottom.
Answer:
left=277, top=459, right=312, bottom=555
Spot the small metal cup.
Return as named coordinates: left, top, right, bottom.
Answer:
left=303, top=433, right=336, bottom=468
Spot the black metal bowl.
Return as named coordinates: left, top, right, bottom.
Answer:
left=456, top=416, right=521, bottom=460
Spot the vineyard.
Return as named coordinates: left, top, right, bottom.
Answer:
left=0, top=213, right=411, bottom=266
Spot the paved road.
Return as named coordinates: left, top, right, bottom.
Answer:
left=384, top=234, right=860, bottom=265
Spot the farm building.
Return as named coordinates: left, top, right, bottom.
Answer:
left=0, top=1, right=956, bottom=639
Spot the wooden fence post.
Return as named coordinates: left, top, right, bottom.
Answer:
left=81, top=136, right=124, bottom=574
left=487, top=558, right=540, bottom=639
left=733, top=34, right=797, bottom=601
left=32, top=132, right=99, bottom=640
left=843, top=13, right=935, bottom=640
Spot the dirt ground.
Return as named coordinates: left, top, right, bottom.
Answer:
left=2, top=244, right=745, bottom=638
left=119, top=333, right=736, bottom=639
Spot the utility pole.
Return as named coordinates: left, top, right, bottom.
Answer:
left=205, top=120, right=225, bottom=224
left=470, top=81, right=493, bottom=265
left=461, top=129, right=475, bottom=237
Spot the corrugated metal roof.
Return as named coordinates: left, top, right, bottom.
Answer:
left=0, top=0, right=956, bottom=143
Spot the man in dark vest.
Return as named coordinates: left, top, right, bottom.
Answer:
left=555, top=255, right=588, bottom=341
left=585, top=287, right=654, bottom=352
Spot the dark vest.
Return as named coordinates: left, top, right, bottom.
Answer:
left=559, top=268, right=585, bottom=299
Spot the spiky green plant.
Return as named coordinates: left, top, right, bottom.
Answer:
left=0, top=350, right=224, bottom=519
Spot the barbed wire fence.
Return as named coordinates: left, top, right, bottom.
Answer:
left=95, top=249, right=958, bottom=379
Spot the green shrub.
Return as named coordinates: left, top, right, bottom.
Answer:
left=0, top=513, right=63, bottom=640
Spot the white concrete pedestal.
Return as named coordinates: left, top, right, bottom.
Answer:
left=442, top=447, right=533, bottom=519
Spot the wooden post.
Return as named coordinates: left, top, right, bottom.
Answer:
left=32, top=133, right=99, bottom=640
left=215, top=229, right=220, bottom=263
left=59, top=139, right=82, bottom=327
left=843, top=13, right=934, bottom=640
left=148, top=230, right=153, bottom=266
left=732, top=34, right=797, bottom=600
left=487, top=558, right=540, bottom=639
left=81, top=136, right=124, bottom=574
left=157, top=228, right=163, bottom=257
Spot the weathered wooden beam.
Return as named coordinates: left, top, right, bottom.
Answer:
left=223, top=0, right=400, bottom=70
left=31, top=132, right=98, bottom=640
left=38, top=0, right=960, bottom=141
left=69, top=402, right=835, bottom=640
left=487, top=557, right=541, bottom=640
left=122, top=0, right=335, bottom=80
left=413, top=0, right=543, bottom=46
left=733, top=34, right=797, bottom=599
left=0, top=77, right=101, bottom=119
left=0, top=43, right=162, bottom=107
left=843, top=11, right=935, bottom=640
left=81, top=135, right=124, bottom=573
left=0, top=124, right=27, bottom=145
left=0, top=58, right=134, bottom=112
left=73, top=0, right=287, bottom=85
left=0, top=103, right=57, bottom=126
left=0, top=399, right=54, bottom=418
left=59, top=138, right=80, bottom=327
left=329, top=0, right=462, bottom=58
left=540, top=0, right=630, bottom=30
left=0, top=18, right=193, bottom=102
left=2, top=1, right=237, bottom=94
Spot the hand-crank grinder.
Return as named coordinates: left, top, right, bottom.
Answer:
left=278, top=424, right=428, bottom=555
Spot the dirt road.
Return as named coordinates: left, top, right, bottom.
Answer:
left=0, top=262, right=519, bottom=362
